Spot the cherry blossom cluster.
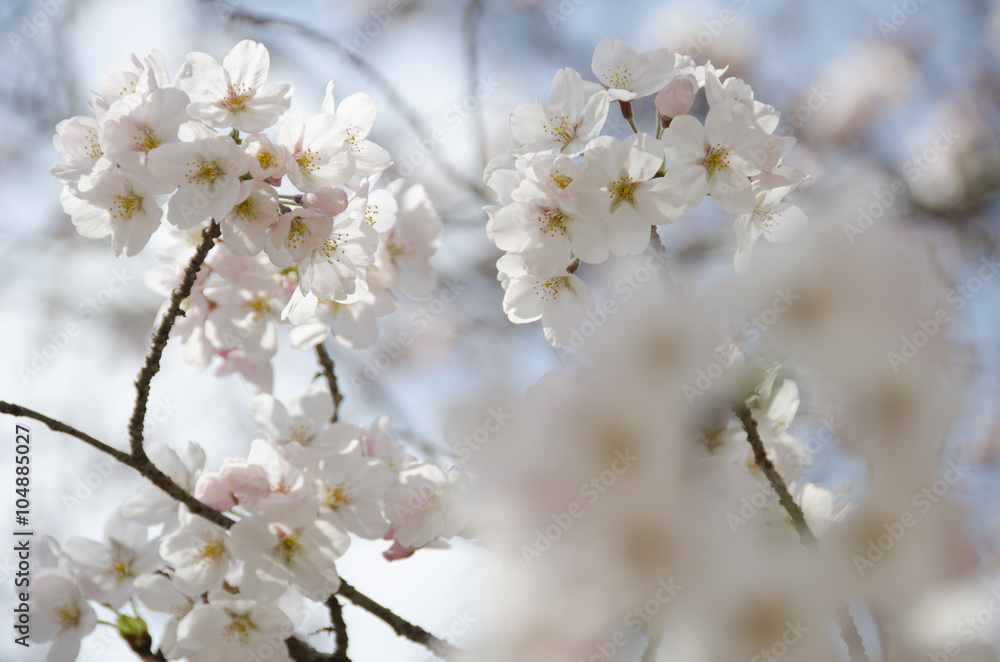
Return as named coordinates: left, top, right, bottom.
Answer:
left=30, top=384, right=472, bottom=661
left=484, top=39, right=808, bottom=346
left=53, top=40, right=442, bottom=391
left=36, top=40, right=469, bottom=662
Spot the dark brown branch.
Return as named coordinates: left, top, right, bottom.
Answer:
left=128, top=221, right=220, bottom=457
left=1, top=401, right=455, bottom=657
left=0, top=400, right=236, bottom=531
left=732, top=402, right=817, bottom=549
left=337, top=581, right=457, bottom=658
left=0, top=401, right=130, bottom=465
left=733, top=403, right=869, bottom=662
left=315, top=343, right=344, bottom=423
left=326, top=596, right=350, bottom=660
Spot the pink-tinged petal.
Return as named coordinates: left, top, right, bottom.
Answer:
left=709, top=167, right=755, bottom=213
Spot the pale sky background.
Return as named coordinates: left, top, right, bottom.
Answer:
left=1, top=0, right=1000, bottom=660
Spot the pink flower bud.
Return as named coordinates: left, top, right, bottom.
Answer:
left=654, top=73, right=698, bottom=119
left=301, top=187, right=349, bottom=217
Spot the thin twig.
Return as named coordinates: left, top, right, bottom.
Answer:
left=326, top=595, right=350, bottom=660
left=212, top=4, right=487, bottom=199
left=733, top=403, right=869, bottom=662
left=732, top=402, right=817, bottom=549
left=315, top=343, right=344, bottom=423
left=337, top=581, right=457, bottom=658
left=0, top=400, right=236, bottom=529
left=0, top=402, right=130, bottom=465
left=128, top=221, right=220, bottom=457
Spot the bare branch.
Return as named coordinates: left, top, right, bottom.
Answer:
left=337, top=581, right=457, bottom=658
left=128, top=221, right=220, bottom=457
left=733, top=402, right=869, bottom=662
left=0, top=401, right=131, bottom=465
left=315, top=343, right=344, bottom=423
left=326, top=595, right=350, bottom=661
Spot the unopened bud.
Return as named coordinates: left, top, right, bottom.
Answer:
left=654, top=73, right=698, bottom=119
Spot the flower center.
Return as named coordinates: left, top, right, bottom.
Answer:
left=296, top=148, right=319, bottom=174
left=610, top=176, right=637, bottom=207
left=604, top=67, right=632, bottom=90
left=55, top=601, right=81, bottom=628
left=134, top=124, right=160, bottom=153
left=188, top=160, right=224, bottom=185
left=222, top=84, right=253, bottom=111
left=275, top=530, right=303, bottom=565
left=234, top=196, right=257, bottom=222
left=110, top=193, right=143, bottom=221
left=538, top=209, right=567, bottom=237
left=703, top=145, right=731, bottom=176
left=324, top=482, right=353, bottom=509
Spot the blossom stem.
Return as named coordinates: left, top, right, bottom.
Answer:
left=733, top=403, right=869, bottom=662
left=128, top=221, right=220, bottom=458
left=315, top=343, right=344, bottom=423
left=619, top=100, right=639, bottom=133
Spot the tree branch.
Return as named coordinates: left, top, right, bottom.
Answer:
left=337, top=581, right=457, bottom=658
left=0, top=401, right=458, bottom=658
left=732, top=402, right=817, bottom=549
left=128, top=221, right=220, bottom=457
left=315, top=343, right=343, bottom=423
left=0, top=401, right=130, bottom=465
left=733, top=402, right=869, bottom=662
left=326, top=595, right=350, bottom=661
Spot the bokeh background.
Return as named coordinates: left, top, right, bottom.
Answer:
left=1, top=0, right=1000, bottom=659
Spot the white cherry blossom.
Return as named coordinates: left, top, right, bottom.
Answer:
left=178, top=40, right=292, bottom=133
